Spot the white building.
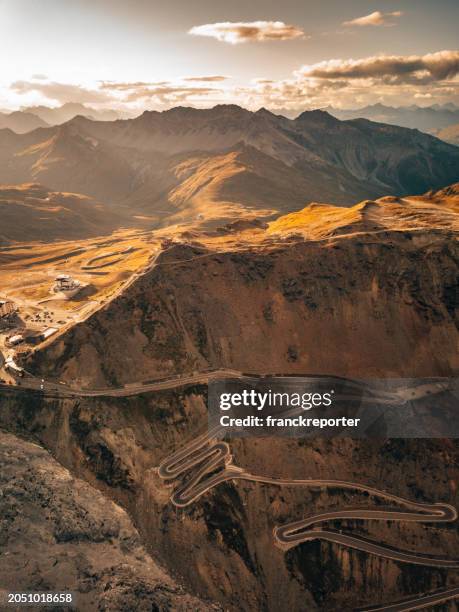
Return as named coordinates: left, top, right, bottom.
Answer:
left=7, top=334, right=24, bottom=346
left=42, top=327, right=58, bottom=339
left=53, top=274, right=82, bottom=299
left=5, top=356, right=24, bottom=376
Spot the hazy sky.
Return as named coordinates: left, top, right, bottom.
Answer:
left=1, top=0, right=458, bottom=112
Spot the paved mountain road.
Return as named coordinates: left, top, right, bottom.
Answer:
left=357, top=586, right=459, bottom=611
left=158, top=423, right=459, bottom=610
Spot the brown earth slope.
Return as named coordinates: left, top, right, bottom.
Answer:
left=26, top=189, right=459, bottom=386
left=1, top=381, right=457, bottom=610
left=0, top=183, right=130, bottom=244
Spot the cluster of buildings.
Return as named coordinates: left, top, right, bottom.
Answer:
left=1, top=273, right=82, bottom=381
left=0, top=296, right=59, bottom=380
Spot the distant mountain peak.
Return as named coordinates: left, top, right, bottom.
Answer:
left=255, top=107, right=286, bottom=124
left=295, top=109, right=339, bottom=124
left=139, top=104, right=251, bottom=122
left=211, top=103, right=248, bottom=113
left=0, top=110, right=49, bottom=134
left=326, top=103, right=459, bottom=134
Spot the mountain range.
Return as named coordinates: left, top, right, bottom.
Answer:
left=436, top=123, right=459, bottom=146
left=0, top=104, right=457, bottom=241
left=2, top=101, right=459, bottom=146
left=0, top=103, right=126, bottom=134
left=325, top=103, right=459, bottom=138
left=21, top=102, right=124, bottom=125
left=0, top=110, right=49, bottom=134
left=1, top=110, right=458, bottom=612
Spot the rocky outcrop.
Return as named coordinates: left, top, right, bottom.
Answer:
left=0, top=430, right=220, bottom=611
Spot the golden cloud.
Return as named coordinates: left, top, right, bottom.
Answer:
left=183, top=76, right=230, bottom=82
left=343, top=11, right=402, bottom=27
left=297, top=51, right=459, bottom=82
left=189, top=21, right=305, bottom=44
left=10, top=80, right=111, bottom=104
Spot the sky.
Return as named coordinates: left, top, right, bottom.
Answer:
left=1, top=0, right=458, bottom=113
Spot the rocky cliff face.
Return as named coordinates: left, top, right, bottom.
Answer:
left=0, top=430, right=220, bottom=611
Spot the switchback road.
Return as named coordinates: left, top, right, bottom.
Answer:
left=2, top=369, right=457, bottom=609
left=158, top=426, right=459, bottom=610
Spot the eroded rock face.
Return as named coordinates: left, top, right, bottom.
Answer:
left=0, top=430, right=220, bottom=612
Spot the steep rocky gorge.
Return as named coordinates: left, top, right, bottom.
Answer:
left=1, top=386, right=458, bottom=611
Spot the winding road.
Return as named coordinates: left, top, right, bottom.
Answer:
left=158, top=423, right=459, bottom=610
left=0, top=368, right=453, bottom=401
left=1, top=369, right=457, bottom=610
left=356, top=586, right=459, bottom=611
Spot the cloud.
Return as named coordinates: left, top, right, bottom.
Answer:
left=343, top=11, right=402, bottom=27
left=99, top=81, right=167, bottom=91
left=11, top=80, right=111, bottom=104
left=297, top=51, right=459, bottom=82
left=238, top=50, right=459, bottom=112
left=189, top=21, right=305, bottom=44
left=123, top=85, right=219, bottom=103
left=99, top=77, right=229, bottom=90
left=183, top=75, right=230, bottom=82
left=6, top=50, right=459, bottom=114
left=96, top=80, right=225, bottom=104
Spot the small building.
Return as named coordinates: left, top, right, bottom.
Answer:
left=5, top=356, right=24, bottom=377
left=7, top=334, right=24, bottom=346
left=53, top=274, right=82, bottom=299
left=24, top=330, right=44, bottom=345
left=23, top=327, right=58, bottom=345
left=42, top=327, right=58, bottom=340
